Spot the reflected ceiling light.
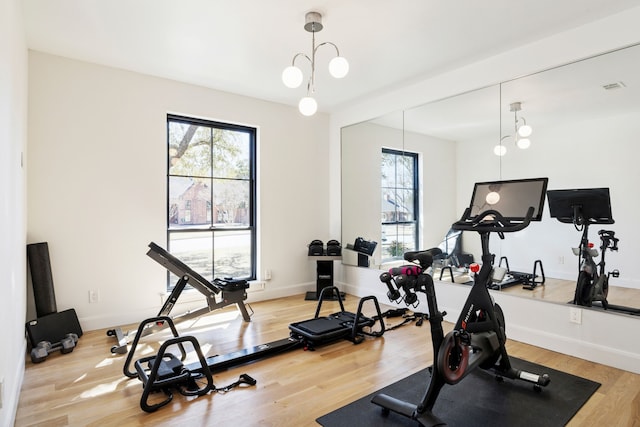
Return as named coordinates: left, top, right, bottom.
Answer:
left=486, top=191, right=501, bottom=205
left=494, top=101, right=533, bottom=156
left=485, top=184, right=502, bottom=205
left=493, top=145, right=507, bottom=157
left=282, top=11, right=349, bottom=116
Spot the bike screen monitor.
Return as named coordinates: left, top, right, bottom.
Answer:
left=546, top=188, right=613, bottom=225
left=467, top=177, right=549, bottom=222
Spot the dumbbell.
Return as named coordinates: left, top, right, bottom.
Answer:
left=30, top=333, right=79, bottom=363
left=395, top=275, right=419, bottom=306
left=30, top=341, right=52, bottom=363
left=379, top=272, right=401, bottom=302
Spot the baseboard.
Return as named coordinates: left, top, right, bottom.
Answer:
left=2, top=339, right=26, bottom=427
left=507, top=322, right=640, bottom=374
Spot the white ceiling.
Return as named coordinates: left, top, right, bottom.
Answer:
left=21, top=0, right=640, bottom=114
left=369, top=42, right=640, bottom=142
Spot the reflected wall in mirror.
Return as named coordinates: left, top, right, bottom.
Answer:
left=483, top=43, right=640, bottom=290
left=342, top=42, right=640, bottom=297
left=341, top=85, right=501, bottom=268
left=341, top=110, right=405, bottom=268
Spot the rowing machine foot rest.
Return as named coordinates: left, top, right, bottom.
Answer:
left=135, top=334, right=214, bottom=413
left=123, top=316, right=187, bottom=379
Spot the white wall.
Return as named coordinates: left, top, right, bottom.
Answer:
left=27, top=51, right=331, bottom=331
left=0, top=0, right=27, bottom=425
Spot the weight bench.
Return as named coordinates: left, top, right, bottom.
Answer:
left=108, top=242, right=252, bottom=354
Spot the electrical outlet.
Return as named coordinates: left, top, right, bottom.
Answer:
left=264, top=269, right=272, bottom=280
left=569, top=307, right=582, bottom=324
left=558, top=256, right=565, bottom=265
left=248, top=282, right=265, bottom=292
left=88, top=290, right=100, bottom=303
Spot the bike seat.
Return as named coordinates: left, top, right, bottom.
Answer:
left=404, top=248, right=440, bottom=269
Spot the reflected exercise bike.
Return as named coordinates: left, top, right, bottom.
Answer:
left=548, top=187, right=639, bottom=315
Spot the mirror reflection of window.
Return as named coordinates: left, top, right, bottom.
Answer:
left=381, top=148, right=419, bottom=262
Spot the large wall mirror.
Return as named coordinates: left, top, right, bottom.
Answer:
left=341, top=42, right=640, bottom=308
left=341, top=85, right=501, bottom=268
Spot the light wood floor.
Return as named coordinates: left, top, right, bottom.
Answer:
left=16, top=288, right=640, bottom=427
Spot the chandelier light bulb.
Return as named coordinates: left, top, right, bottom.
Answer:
left=494, top=145, right=507, bottom=156
left=299, top=96, right=318, bottom=116
left=517, top=138, right=531, bottom=149
left=282, top=66, right=303, bottom=88
left=518, top=124, right=533, bottom=137
left=328, top=56, right=349, bottom=78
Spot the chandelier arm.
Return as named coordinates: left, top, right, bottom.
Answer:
left=291, top=52, right=312, bottom=67
left=306, top=77, right=313, bottom=96
left=314, top=41, right=341, bottom=57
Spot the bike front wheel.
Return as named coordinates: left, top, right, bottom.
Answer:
left=437, top=332, right=470, bottom=385
left=575, top=271, right=593, bottom=306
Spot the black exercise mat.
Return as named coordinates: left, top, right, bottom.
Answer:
left=317, top=357, right=600, bottom=426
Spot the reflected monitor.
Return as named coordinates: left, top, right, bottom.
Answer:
left=346, top=237, right=377, bottom=256
left=468, top=177, right=548, bottom=222
left=345, top=237, right=377, bottom=267
left=547, top=188, right=613, bottom=225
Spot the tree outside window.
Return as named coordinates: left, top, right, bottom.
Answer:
left=381, top=148, right=419, bottom=262
left=167, top=115, right=256, bottom=288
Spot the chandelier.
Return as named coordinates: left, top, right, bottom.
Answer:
left=282, top=11, right=349, bottom=116
left=494, top=102, right=533, bottom=156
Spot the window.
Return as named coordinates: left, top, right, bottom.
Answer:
left=167, top=114, right=256, bottom=287
left=381, top=148, right=419, bottom=261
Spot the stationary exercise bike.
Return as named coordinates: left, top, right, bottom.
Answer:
left=373, top=177, right=551, bottom=426
left=547, top=188, right=627, bottom=311
left=572, top=227, right=619, bottom=308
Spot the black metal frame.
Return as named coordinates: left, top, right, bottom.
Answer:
left=166, top=114, right=257, bottom=283
left=381, top=147, right=420, bottom=260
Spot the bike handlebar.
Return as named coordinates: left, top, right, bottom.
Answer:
left=451, top=206, right=535, bottom=233
left=598, top=229, right=619, bottom=251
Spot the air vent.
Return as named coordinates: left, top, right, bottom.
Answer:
left=602, top=81, right=626, bottom=90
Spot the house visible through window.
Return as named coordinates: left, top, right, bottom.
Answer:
left=167, top=114, right=256, bottom=288
left=381, top=148, right=419, bottom=261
